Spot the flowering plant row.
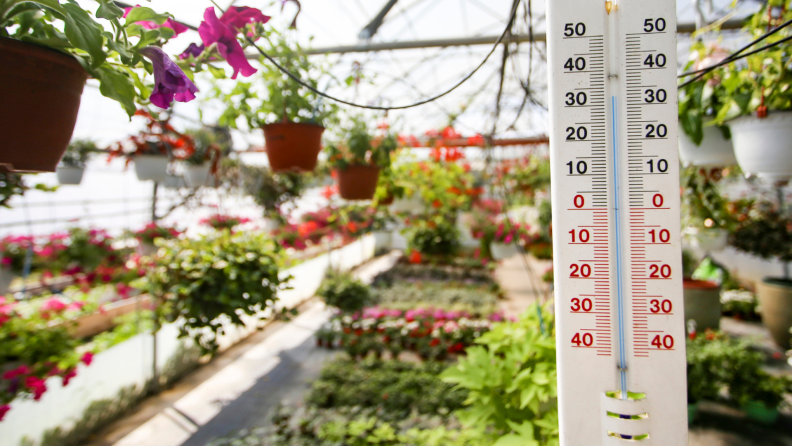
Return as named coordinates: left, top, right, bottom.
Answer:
left=200, top=214, right=252, bottom=232
left=316, top=307, right=505, bottom=361
left=0, top=295, right=96, bottom=421
left=132, top=222, right=182, bottom=245
left=273, top=205, right=392, bottom=251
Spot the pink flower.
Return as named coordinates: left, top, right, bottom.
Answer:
left=0, top=405, right=9, bottom=421
left=0, top=257, right=11, bottom=266
left=504, top=234, right=514, bottom=244
left=123, top=6, right=188, bottom=36
left=40, top=298, right=67, bottom=314
left=3, top=365, right=30, bottom=380
left=67, top=301, right=86, bottom=312
left=62, top=369, right=77, bottom=387
left=81, top=352, right=94, bottom=366
left=179, top=43, right=205, bottom=60
left=198, top=7, right=257, bottom=79
left=220, top=6, right=270, bottom=31
left=24, top=376, right=47, bottom=400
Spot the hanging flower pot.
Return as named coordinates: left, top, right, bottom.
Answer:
left=163, top=174, right=184, bottom=189
left=678, top=123, right=736, bottom=167
left=490, top=242, right=519, bottom=261
left=337, top=165, right=380, bottom=200
left=56, top=166, right=85, bottom=185
left=184, top=163, right=212, bottom=188
left=730, top=112, right=792, bottom=182
left=756, top=278, right=792, bottom=349
left=0, top=38, right=88, bottom=172
left=262, top=121, right=325, bottom=172
left=134, top=155, right=169, bottom=182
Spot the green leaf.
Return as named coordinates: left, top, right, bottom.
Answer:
left=0, top=0, right=66, bottom=20
left=206, top=64, right=227, bottom=79
left=134, top=28, right=161, bottom=49
left=124, top=6, right=169, bottom=26
left=96, top=66, right=137, bottom=117
left=62, top=2, right=106, bottom=69
left=95, top=0, right=123, bottom=20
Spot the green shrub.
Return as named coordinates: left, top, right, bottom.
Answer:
left=441, top=306, right=558, bottom=446
left=405, top=217, right=461, bottom=257
left=370, top=282, right=500, bottom=315
left=316, top=271, right=371, bottom=314
left=140, top=233, right=289, bottom=353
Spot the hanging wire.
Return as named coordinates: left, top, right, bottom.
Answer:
left=678, top=17, right=792, bottom=88
left=207, top=0, right=523, bottom=111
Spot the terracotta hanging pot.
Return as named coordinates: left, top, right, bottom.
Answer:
left=0, top=37, right=88, bottom=172
left=262, top=121, right=325, bottom=172
left=337, top=164, right=380, bottom=200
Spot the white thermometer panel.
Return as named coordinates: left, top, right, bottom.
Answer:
left=547, top=1, right=687, bottom=445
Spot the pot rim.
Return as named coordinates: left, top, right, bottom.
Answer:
left=683, top=279, right=720, bottom=289
left=0, top=35, right=86, bottom=72
left=262, top=120, right=325, bottom=130
left=761, top=277, right=792, bottom=288
left=729, top=110, right=792, bottom=126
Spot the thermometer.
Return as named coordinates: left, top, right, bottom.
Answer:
left=547, top=0, right=687, bottom=444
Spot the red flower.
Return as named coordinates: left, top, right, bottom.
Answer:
left=3, top=365, right=30, bottom=380
left=0, top=405, right=9, bottom=422
left=24, top=376, right=47, bottom=400
left=430, top=338, right=440, bottom=347
left=321, top=185, right=338, bottom=200
left=81, top=352, right=94, bottom=366
left=347, top=222, right=358, bottom=233
left=62, top=368, right=77, bottom=387
left=432, top=200, right=442, bottom=209
left=409, top=251, right=422, bottom=264
left=467, top=134, right=485, bottom=146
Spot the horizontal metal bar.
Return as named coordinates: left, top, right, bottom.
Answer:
left=297, top=19, right=744, bottom=55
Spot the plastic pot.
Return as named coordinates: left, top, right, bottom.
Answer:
left=163, top=174, right=184, bottom=189
left=687, top=402, right=699, bottom=425
left=134, top=155, right=169, bottom=182
left=687, top=227, right=728, bottom=253
left=0, top=267, right=13, bottom=295
left=0, top=37, right=88, bottom=172
left=56, top=166, right=85, bottom=185
left=742, top=400, right=779, bottom=425
left=678, top=123, right=736, bottom=167
left=337, top=164, right=380, bottom=200
left=683, top=279, right=721, bottom=331
left=262, top=121, right=325, bottom=172
left=491, top=242, right=519, bottom=260
left=756, top=278, right=792, bottom=349
left=184, top=163, right=211, bottom=188
left=730, top=112, right=792, bottom=182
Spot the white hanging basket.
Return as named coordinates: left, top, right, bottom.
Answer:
left=163, top=174, right=184, bottom=189
left=56, top=166, right=85, bottom=185
left=133, top=155, right=169, bottom=182
left=184, top=163, right=211, bottom=188
left=729, top=111, right=792, bottom=182
left=490, top=242, right=519, bottom=261
left=686, top=227, right=729, bottom=253
left=0, top=266, right=14, bottom=295
left=678, top=124, right=736, bottom=167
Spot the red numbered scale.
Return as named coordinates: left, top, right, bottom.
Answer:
left=547, top=0, right=687, bottom=444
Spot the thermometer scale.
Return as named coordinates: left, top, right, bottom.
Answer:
left=547, top=0, right=687, bottom=444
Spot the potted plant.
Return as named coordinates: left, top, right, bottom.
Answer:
left=678, top=43, right=736, bottom=167
left=200, top=214, right=251, bottom=232
left=57, top=140, right=97, bottom=185
left=108, top=111, right=189, bottom=182
left=316, top=271, right=371, bottom=314
left=326, top=117, right=398, bottom=200
left=707, top=3, right=792, bottom=181
left=230, top=161, right=306, bottom=228
left=0, top=2, right=231, bottom=172
left=180, top=127, right=230, bottom=188
left=682, top=250, right=722, bottom=332
left=210, top=33, right=338, bottom=172
left=132, top=222, right=181, bottom=256
left=729, top=199, right=792, bottom=349
left=680, top=166, right=733, bottom=252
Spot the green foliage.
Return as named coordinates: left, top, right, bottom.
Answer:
left=0, top=173, right=56, bottom=208
left=678, top=42, right=731, bottom=144
left=441, top=307, right=559, bottom=446
left=210, top=31, right=338, bottom=128
left=60, top=139, right=98, bottom=168
left=707, top=1, right=792, bottom=123
left=729, top=200, right=792, bottom=262
left=316, top=271, right=371, bottom=314
left=140, top=233, right=290, bottom=353
left=405, top=216, right=461, bottom=257
left=371, top=263, right=497, bottom=288
left=681, top=167, right=733, bottom=230
left=305, top=357, right=467, bottom=421
left=0, top=1, right=186, bottom=115
left=230, top=160, right=305, bottom=218
left=371, top=282, right=500, bottom=315
left=390, top=156, right=476, bottom=213
left=325, top=116, right=398, bottom=170
left=181, top=127, right=232, bottom=166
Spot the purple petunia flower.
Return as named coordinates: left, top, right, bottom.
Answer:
left=179, top=43, right=205, bottom=60
left=220, top=6, right=270, bottom=31
left=198, top=7, right=256, bottom=79
left=138, top=47, right=199, bottom=109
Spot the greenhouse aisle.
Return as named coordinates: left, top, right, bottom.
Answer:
left=85, top=254, right=399, bottom=446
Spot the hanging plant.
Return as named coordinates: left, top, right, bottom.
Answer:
left=57, top=140, right=98, bottom=185
left=326, top=116, right=399, bottom=200
left=208, top=31, right=339, bottom=172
